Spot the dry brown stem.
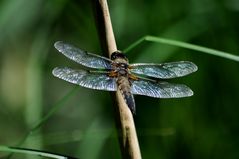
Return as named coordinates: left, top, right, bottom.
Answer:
left=92, top=0, right=141, bottom=158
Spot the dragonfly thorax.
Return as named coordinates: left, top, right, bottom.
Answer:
left=115, top=63, right=129, bottom=76
left=118, top=69, right=128, bottom=76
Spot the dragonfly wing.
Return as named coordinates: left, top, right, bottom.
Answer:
left=130, top=61, right=197, bottom=79
left=52, top=67, right=117, bottom=91
left=131, top=78, right=193, bottom=98
left=54, top=41, right=113, bottom=69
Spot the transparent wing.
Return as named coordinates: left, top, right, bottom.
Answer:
left=130, top=61, right=198, bottom=79
left=54, top=41, right=113, bottom=69
left=52, top=67, right=117, bottom=91
left=131, top=78, right=193, bottom=98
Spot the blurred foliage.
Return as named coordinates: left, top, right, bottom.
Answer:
left=0, top=0, right=239, bottom=158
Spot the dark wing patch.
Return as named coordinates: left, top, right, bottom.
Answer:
left=52, top=67, right=117, bottom=91
left=54, top=41, right=113, bottom=69
left=130, top=61, right=197, bottom=79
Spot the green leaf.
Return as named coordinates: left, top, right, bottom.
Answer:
left=124, top=35, right=239, bottom=62
left=0, top=145, right=74, bottom=159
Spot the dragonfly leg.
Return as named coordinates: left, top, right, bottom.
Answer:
left=108, top=71, right=117, bottom=77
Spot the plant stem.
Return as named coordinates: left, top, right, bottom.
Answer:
left=92, top=0, right=141, bottom=158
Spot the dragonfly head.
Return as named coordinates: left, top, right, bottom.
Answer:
left=111, top=51, right=128, bottom=61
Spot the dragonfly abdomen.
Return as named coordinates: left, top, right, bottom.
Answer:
left=117, top=76, right=136, bottom=114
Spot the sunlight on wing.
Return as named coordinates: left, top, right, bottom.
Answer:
left=52, top=67, right=117, bottom=91
left=130, top=61, right=197, bottom=79
left=131, top=79, right=193, bottom=98
left=54, top=41, right=113, bottom=69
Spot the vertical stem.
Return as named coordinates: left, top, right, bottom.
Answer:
left=92, top=0, right=141, bottom=158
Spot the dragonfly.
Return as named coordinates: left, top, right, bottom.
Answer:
left=52, top=41, right=198, bottom=114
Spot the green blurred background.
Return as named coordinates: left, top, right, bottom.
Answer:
left=0, top=0, right=239, bottom=158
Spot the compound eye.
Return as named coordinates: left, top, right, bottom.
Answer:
left=111, top=52, right=117, bottom=60
left=111, top=50, right=127, bottom=60
left=110, top=51, right=119, bottom=60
